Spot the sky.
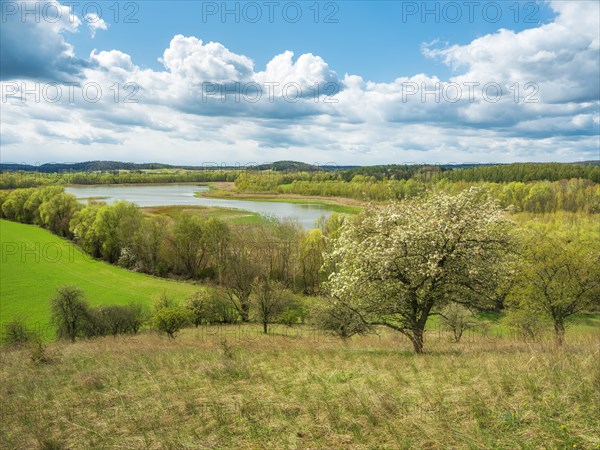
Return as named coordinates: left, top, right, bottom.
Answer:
left=0, top=0, right=598, bottom=165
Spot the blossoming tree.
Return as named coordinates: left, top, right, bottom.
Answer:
left=325, top=188, right=514, bottom=353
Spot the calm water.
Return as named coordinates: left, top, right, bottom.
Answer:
left=65, top=185, right=333, bottom=229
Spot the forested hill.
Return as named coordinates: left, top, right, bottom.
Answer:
left=0, top=161, right=175, bottom=173
left=1, top=160, right=598, bottom=183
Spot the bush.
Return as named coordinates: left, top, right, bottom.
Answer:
left=153, top=306, right=190, bottom=338
left=126, top=302, right=150, bottom=334
left=313, top=298, right=371, bottom=339
left=153, top=291, right=177, bottom=311
left=185, top=291, right=211, bottom=327
left=504, top=309, right=548, bottom=342
left=278, top=296, right=308, bottom=327
left=84, top=303, right=149, bottom=338
left=3, top=318, right=33, bottom=346
left=440, top=303, right=475, bottom=343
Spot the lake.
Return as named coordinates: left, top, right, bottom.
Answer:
left=65, top=185, right=333, bottom=229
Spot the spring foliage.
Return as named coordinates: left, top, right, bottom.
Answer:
left=325, top=188, right=514, bottom=352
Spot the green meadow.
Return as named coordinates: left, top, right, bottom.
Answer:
left=0, top=220, right=198, bottom=337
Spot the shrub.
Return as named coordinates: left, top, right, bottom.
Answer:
left=3, top=318, right=33, bottom=346
left=153, top=306, right=190, bottom=338
left=440, top=303, right=476, bottom=343
left=278, top=295, right=307, bottom=327
left=29, top=339, right=52, bottom=365
left=313, top=297, right=371, bottom=339
left=504, top=309, right=548, bottom=342
left=153, top=291, right=177, bottom=311
left=83, top=303, right=149, bottom=338
left=126, top=302, right=150, bottom=333
left=185, top=291, right=211, bottom=327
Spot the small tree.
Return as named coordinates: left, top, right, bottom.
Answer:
left=503, top=309, right=547, bottom=342
left=3, top=318, right=33, bottom=346
left=222, top=232, right=260, bottom=322
left=50, top=286, right=90, bottom=342
left=510, top=230, right=600, bottom=345
left=252, top=277, right=294, bottom=334
left=153, top=307, right=190, bottom=338
left=440, top=303, right=475, bottom=343
left=185, top=291, right=211, bottom=327
left=313, top=297, right=372, bottom=340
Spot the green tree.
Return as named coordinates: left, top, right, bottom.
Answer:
left=133, top=215, right=169, bottom=274
left=23, top=186, right=64, bottom=225
left=1, top=188, right=36, bottom=223
left=94, top=202, right=143, bottom=263
left=299, top=229, right=326, bottom=294
left=170, top=215, right=228, bottom=278
left=252, top=277, right=295, bottom=334
left=39, top=192, right=80, bottom=237
left=509, top=230, right=600, bottom=345
left=69, top=203, right=103, bottom=257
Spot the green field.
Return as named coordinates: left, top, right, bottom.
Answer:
left=0, top=220, right=198, bottom=337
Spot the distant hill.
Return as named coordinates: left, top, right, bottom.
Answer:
left=0, top=161, right=174, bottom=173
left=0, top=160, right=357, bottom=173
left=1, top=160, right=597, bottom=174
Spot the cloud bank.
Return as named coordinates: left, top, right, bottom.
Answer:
left=1, top=0, right=598, bottom=164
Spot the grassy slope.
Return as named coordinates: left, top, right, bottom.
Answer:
left=1, top=327, right=598, bottom=449
left=0, top=220, right=198, bottom=334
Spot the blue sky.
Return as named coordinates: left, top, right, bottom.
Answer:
left=0, top=1, right=598, bottom=165
left=67, top=1, right=557, bottom=80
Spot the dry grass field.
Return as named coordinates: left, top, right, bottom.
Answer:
left=1, top=324, right=598, bottom=449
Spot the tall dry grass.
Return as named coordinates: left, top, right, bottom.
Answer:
left=1, top=324, right=599, bottom=449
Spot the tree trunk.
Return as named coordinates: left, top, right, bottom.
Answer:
left=241, top=300, right=250, bottom=322
left=554, top=319, right=565, bottom=346
left=263, top=321, right=268, bottom=334
left=409, top=327, right=424, bottom=354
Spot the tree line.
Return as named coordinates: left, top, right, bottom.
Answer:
left=236, top=173, right=599, bottom=213
left=2, top=162, right=598, bottom=189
